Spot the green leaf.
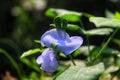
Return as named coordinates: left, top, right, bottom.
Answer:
left=55, top=63, right=105, bottom=80
left=78, top=45, right=96, bottom=56
left=50, top=23, right=85, bottom=34
left=34, top=40, right=41, bottom=44
left=85, top=28, right=113, bottom=36
left=91, top=46, right=120, bottom=59
left=116, top=58, right=120, bottom=67
left=89, top=17, right=120, bottom=28
left=112, top=38, right=120, bottom=47
left=66, top=24, right=85, bottom=34
left=114, top=11, right=120, bottom=19
left=45, top=8, right=82, bottom=22
left=21, top=48, right=43, bottom=58
left=21, top=58, right=40, bottom=72
left=73, top=49, right=82, bottom=57
left=51, top=23, right=113, bottom=36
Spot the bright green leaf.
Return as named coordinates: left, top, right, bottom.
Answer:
left=21, top=48, right=43, bottom=58
left=89, top=17, right=120, bottom=28
left=114, top=11, right=120, bottom=19
left=73, top=49, right=82, bottom=57
left=34, top=40, right=41, bottom=44
left=45, top=8, right=82, bottom=22
left=55, top=63, right=105, bottom=80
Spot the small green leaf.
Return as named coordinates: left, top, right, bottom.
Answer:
left=89, top=17, right=120, bottom=28
left=55, top=63, right=105, bottom=80
left=85, top=28, right=113, bottom=36
left=73, top=49, right=82, bottom=57
left=112, top=38, right=120, bottom=46
left=21, top=48, right=43, bottom=58
left=34, top=40, right=41, bottom=44
left=45, top=8, right=82, bottom=22
left=59, top=53, right=66, bottom=58
left=114, top=11, right=120, bottom=19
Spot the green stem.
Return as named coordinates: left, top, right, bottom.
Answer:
left=80, top=19, right=92, bottom=62
left=86, top=35, right=92, bottom=61
left=69, top=55, right=76, bottom=65
left=95, top=28, right=119, bottom=59
left=40, top=70, right=45, bottom=80
left=0, top=48, right=22, bottom=79
left=79, top=19, right=85, bottom=30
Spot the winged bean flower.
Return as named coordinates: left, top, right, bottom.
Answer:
left=36, top=48, right=58, bottom=72
left=41, top=28, right=83, bottom=55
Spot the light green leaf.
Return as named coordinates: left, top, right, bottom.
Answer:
left=55, top=63, right=105, bottom=80
left=51, top=23, right=113, bottom=36
left=78, top=45, right=96, bottom=56
left=45, top=8, right=82, bottom=22
left=21, top=48, right=43, bottom=58
left=89, top=17, right=120, bottom=28
left=85, top=28, right=113, bottom=36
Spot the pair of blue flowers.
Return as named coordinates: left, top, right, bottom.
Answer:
left=36, top=28, right=83, bottom=72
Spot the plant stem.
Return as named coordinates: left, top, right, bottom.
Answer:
left=79, top=19, right=85, bottom=30
left=95, top=28, right=119, bottom=59
left=80, top=19, right=92, bottom=62
left=86, top=35, right=92, bottom=61
left=69, top=55, right=76, bottom=65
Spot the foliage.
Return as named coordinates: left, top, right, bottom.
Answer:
left=1, top=3, right=120, bottom=79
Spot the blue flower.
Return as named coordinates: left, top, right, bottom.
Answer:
left=41, top=28, right=83, bottom=55
left=36, top=48, right=58, bottom=72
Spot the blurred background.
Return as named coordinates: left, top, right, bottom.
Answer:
left=0, top=0, right=120, bottom=79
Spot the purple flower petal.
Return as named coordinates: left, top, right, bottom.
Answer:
left=41, top=28, right=69, bottom=47
left=41, top=28, right=83, bottom=55
left=36, top=48, right=58, bottom=72
left=36, top=55, right=43, bottom=64
left=56, top=36, right=83, bottom=55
